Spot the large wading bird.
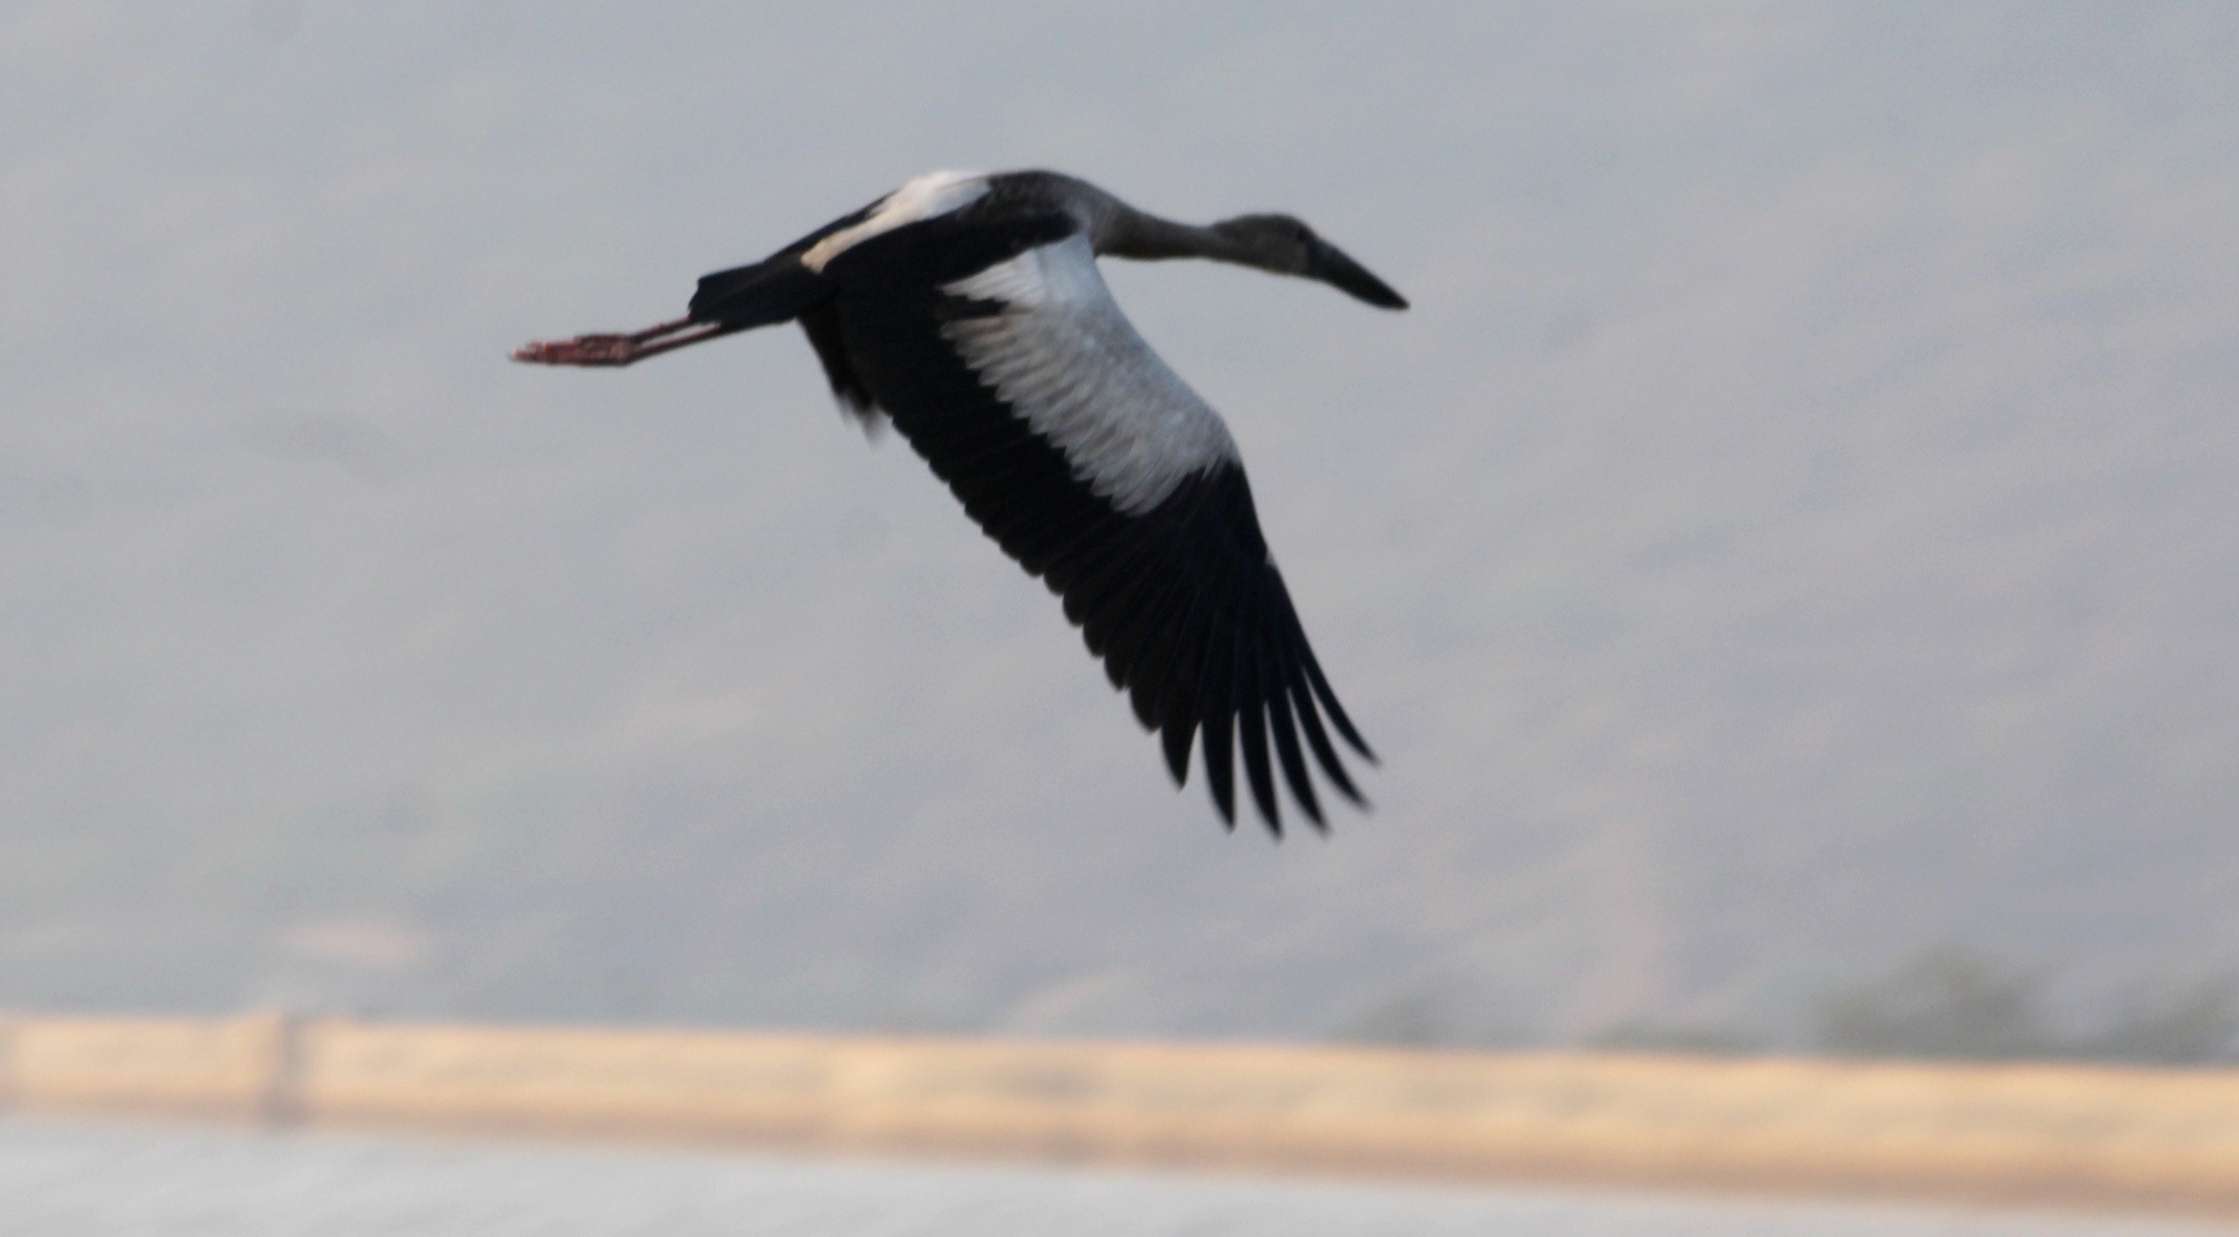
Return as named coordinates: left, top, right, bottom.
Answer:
left=514, top=169, right=1407, bottom=835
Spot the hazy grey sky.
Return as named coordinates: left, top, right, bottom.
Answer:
left=5, top=4, right=2235, bottom=1038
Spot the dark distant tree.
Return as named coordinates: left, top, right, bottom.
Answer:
left=1587, top=1018, right=1760, bottom=1057
left=1814, top=945, right=2051, bottom=1061
left=1336, top=990, right=1451, bottom=1048
left=2085, top=974, right=2239, bottom=1065
left=1332, top=981, right=1539, bottom=1051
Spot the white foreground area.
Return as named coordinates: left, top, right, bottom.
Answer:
left=1, top=1117, right=2226, bottom=1237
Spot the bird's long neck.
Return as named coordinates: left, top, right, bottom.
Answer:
left=1099, top=209, right=1251, bottom=264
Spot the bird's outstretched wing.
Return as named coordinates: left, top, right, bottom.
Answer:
left=818, top=211, right=1373, bottom=833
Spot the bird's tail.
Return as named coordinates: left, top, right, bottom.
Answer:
left=688, top=255, right=826, bottom=328
left=695, top=257, right=878, bottom=425
left=512, top=255, right=830, bottom=368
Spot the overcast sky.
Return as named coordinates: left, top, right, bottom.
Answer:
left=4, top=4, right=2235, bottom=1038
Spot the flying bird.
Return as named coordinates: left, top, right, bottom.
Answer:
left=513, top=169, right=1406, bottom=834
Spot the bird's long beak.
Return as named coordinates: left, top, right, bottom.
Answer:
left=1307, top=238, right=1409, bottom=310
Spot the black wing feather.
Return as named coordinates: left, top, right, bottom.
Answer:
left=816, top=203, right=1370, bottom=833
left=1234, top=614, right=1281, bottom=836
left=1262, top=635, right=1323, bottom=830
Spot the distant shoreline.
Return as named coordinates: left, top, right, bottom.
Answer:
left=3, top=1011, right=2234, bottom=1218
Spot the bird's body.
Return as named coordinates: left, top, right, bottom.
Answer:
left=514, top=169, right=1407, bottom=834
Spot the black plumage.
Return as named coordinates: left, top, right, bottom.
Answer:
left=515, top=169, right=1404, bottom=834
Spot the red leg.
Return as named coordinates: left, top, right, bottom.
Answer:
left=511, top=316, right=742, bottom=367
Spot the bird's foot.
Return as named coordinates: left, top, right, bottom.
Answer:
left=511, top=333, right=641, bottom=367
left=511, top=316, right=742, bottom=368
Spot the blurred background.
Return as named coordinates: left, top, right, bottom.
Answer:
left=4, top=2, right=2236, bottom=1231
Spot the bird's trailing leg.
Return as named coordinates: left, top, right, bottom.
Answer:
left=511, top=315, right=743, bottom=367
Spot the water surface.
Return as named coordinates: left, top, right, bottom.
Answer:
left=1, top=1116, right=2225, bottom=1236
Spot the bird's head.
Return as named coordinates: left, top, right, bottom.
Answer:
left=1211, top=213, right=1409, bottom=310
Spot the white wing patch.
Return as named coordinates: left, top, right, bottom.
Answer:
left=941, top=234, right=1241, bottom=516
left=802, top=170, right=988, bottom=272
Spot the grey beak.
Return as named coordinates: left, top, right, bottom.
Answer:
left=1308, top=238, right=1409, bottom=310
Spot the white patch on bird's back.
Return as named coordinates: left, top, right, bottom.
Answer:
left=801, top=170, right=988, bottom=272
left=941, top=234, right=1240, bottom=515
